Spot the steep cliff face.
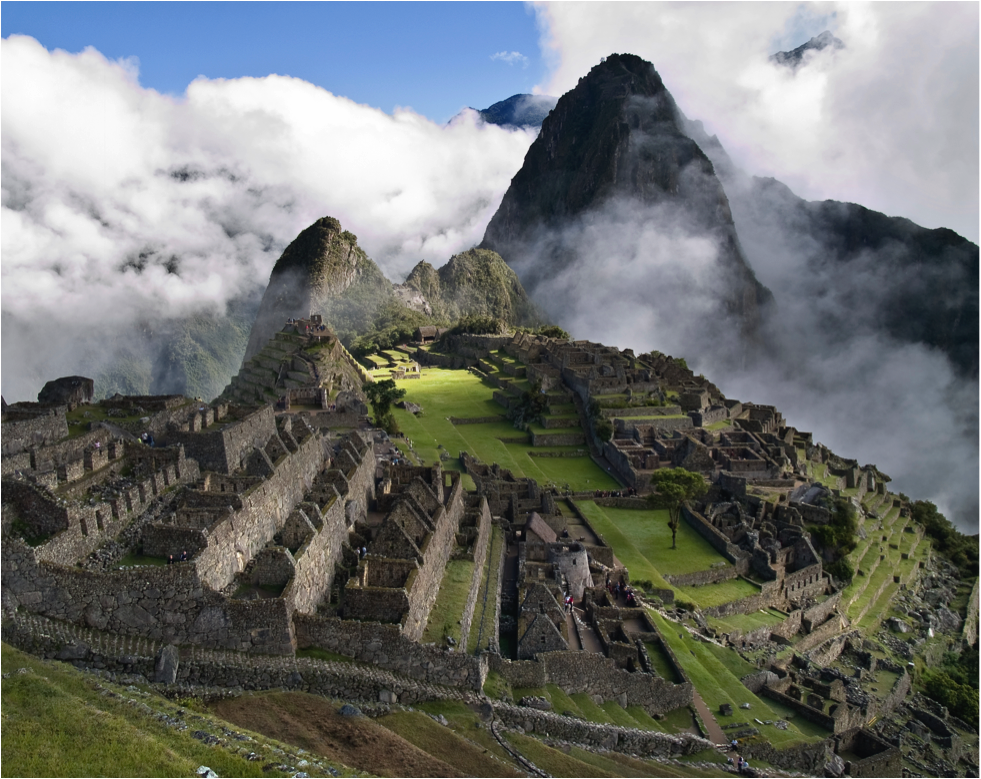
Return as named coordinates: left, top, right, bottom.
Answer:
left=243, top=217, right=392, bottom=362
left=400, top=249, right=543, bottom=326
left=481, top=53, right=771, bottom=347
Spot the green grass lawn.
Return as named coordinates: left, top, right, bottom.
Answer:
left=391, top=368, right=617, bottom=490
left=575, top=501, right=731, bottom=586
left=647, top=612, right=825, bottom=747
left=707, top=609, right=786, bottom=636
left=570, top=693, right=616, bottom=724
left=421, top=558, right=475, bottom=644
left=675, top=578, right=761, bottom=610
left=700, top=641, right=758, bottom=679
left=644, top=641, right=683, bottom=682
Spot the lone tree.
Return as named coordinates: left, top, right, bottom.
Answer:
left=363, top=379, right=406, bottom=432
left=648, top=468, right=707, bottom=549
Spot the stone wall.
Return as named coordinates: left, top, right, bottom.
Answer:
left=615, top=417, right=692, bottom=435
left=834, top=729, right=902, bottom=778
left=793, top=501, right=831, bottom=525
left=717, top=471, right=746, bottom=498
left=345, top=477, right=464, bottom=640
left=530, top=431, right=585, bottom=447
left=488, top=648, right=692, bottom=717
left=664, top=566, right=739, bottom=588
left=192, top=431, right=328, bottom=590
left=1, top=406, right=69, bottom=455
left=681, top=505, right=743, bottom=564
left=741, top=738, right=834, bottom=774
left=1, top=537, right=295, bottom=653
left=783, top=563, right=826, bottom=601
left=458, top=498, right=492, bottom=652
left=2, top=611, right=471, bottom=707
left=286, top=492, right=346, bottom=615
left=802, top=592, right=842, bottom=632
left=759, top=685, right=862, bottom=734
left=403, top=478, right=465, bottom=640
left=164, top=405, right=276, bottom=475
left=702, top=579, right=780, bottom=619
left=5, top=448, right=199, bottom=568
left=293, top=613, right=483, bottom=690
left=494, top=703, right=712, bottom=757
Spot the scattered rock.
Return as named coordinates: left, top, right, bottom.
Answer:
left=337, top=704, right=362, bottom=717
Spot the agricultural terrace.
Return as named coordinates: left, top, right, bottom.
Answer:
left=391, top=367, right=618, bottom=491
left=647, top=611, right=829, bottom=747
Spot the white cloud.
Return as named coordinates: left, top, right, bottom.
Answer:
left=491, top=50, right=530, bottom=67
left=532, top=2, right=978, bottom=243
left=1, top=35, right=537, bottom=399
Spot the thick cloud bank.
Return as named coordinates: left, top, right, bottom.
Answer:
left=535, top=2, right=979, bottom=243
left=1, top=35, right=535, bottom=400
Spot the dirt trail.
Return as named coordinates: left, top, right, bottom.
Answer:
left=690, top=690, right=728, bottom=745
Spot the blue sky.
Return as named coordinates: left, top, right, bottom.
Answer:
left=1, top=1, right=548, bottom=122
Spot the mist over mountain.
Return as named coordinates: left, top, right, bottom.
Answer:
left=481, top=53, right=772, bottom=363
left=240, top=217, right=544, bottom=366
left=770, top=30, right=845, bottom=70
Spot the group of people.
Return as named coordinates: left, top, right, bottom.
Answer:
left=285, top=318, right=327, bottom=334
left=167, top=550, right=188, bottom=564
left=139, top=431, right=155, bottom=447
left=606, top=574, right=638, bottom=607
left=727, top=755, right=751, bottom=772
left=593, top=487, right=637, bottom=498
left=562, top=593, right=574, bottom=612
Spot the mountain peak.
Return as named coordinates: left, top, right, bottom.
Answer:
left=770, top=30, right=844, bottom=69
left=242, top=216, right=390, bottom=361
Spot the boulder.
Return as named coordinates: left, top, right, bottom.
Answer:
left=154, top=644, right=180, bottom=684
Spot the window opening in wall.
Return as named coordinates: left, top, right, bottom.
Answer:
left=95, top=511, right=104, bottom=531
left=79, top=518, right=88, bottom=536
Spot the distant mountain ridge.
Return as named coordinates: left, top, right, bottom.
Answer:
left=474, top=94, right=558, bottom=129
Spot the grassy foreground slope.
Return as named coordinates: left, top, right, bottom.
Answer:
left=0, top=644, right=326, bottom=778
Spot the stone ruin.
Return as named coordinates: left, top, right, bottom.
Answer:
left=2, top=325, right=976, bottom=776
